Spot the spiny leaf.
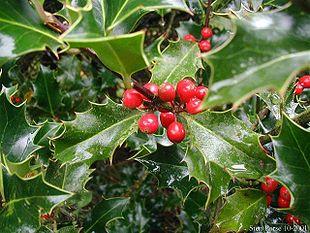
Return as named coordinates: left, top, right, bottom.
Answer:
left=211, top=189, right=266, bottom=232
left=271, top=113, right=310, bottom=225
left=151, top=41, right=203, bottom=85
left=0, top=0, right=63, bottom=66
left=33, top=66, right=63, bottom=116
left=84, top=197, right=129, bottom=233
left=54, top=99, right=141, bottom=165
left=0, top=86, right=40, bottom=163
left=0, top=166, right=71, bottom=232
left=182, top=111, right=275, bottom=205
left=204, top=7, right=310, bottom=108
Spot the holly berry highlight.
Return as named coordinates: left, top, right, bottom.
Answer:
left=260, top=177, right=301, bottom=225
left=183, top=26, right=213, bottom=52
left=123, top=79, right=208, bottom=143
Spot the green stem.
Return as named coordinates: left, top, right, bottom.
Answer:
left=30, top=0, right=48, bottom=22
left=123, top=76, right=132, bottom=89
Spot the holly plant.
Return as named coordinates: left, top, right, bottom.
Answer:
left=0, top=0, right=310, bottom=232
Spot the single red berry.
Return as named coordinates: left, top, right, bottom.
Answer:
left=186, top=97, right=203, bottom=115
left=199, top=40, right=211, bottom=52
left=195, top=86, right=208, bottom=100
left=260, top=177, right=278, bottom=193
left=279, top=186, right=291, bottom=202
left=40, top=213, right=53, bottom=220
left=176, top=79, right=196, bottom=103
left=285, top=214, right=301, bottom=225
left=266, top=195, right=272, bottom=207
left=294, top=84, right=303, bottom=95
left=183, top=34, right=196, bottom=42
left=278, top=197, right=290, bottom=208
left=201, top=27, right=213, bottom=39
left=299, top=75, right=310, bottom=88
left=142, top=83, right=159, bottom=100
left=160, top=112, right=176, bottom=128
left=123, top=89, right=143, bottom=108
left=167, top=122, right=186, bottom=143
left=138, top=113, right=159, bottom=134
left=158, top=83, right=176, bottom=102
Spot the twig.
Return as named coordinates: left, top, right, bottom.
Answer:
left=205, top=0, right=213, bottom=27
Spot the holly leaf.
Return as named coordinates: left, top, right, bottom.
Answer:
left=137, top=144, right=198, bottom=200
left=54, top=99, right=141, bottom=165
left=204, top=7, right=310, bottom=108
left=0, top=86, right=40, bottom=163
left=33, top=66, right=63, bottom=116
left=64, top=31, right=149, bottom=79
left=151, top=41, right=203, bottom=85
left=182, top=111, right=275, bottom=204
left=211, top=189, right=266, bottom=232
left=0, top=0, right=63, bottom=66
left=271, top=113, right=310, bottom=225
left=0, top=166, right=71, bottom=232
left=84, top=197, right=129, bottom=233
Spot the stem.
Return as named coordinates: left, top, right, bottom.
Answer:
left=31, top=0, right=48, bottom=22
left=132, top=79, right=173, bottom=112
left=260, top=107, right=310, bottom=145
left=123, top=76, right=132, bottom=89
left=165, top=11, right=176, bottom=37
left=205, top=0, right=212, bottom=27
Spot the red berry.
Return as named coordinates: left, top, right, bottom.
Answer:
left=176, top=79, right=196, bottom=103
left=285, top=214, right=301, bottom=225
left=195, top=86, right=208, bottom=100
left=201, top=27, right=213, bottom=39
left=260, top=177, right=278, bottom=193
left=144, top=83, right=159, bottom=95
left=266, top=195, right=272, bottom=207
left=279, top=186, right=291, bottom=202
left=183, top=34, right=196, bottom=42
left=138, top=113, right=159, bottom=134
left=198, top=40, right=211, bottom=52
left=40, top=213, right=53, bottom=220
left=294, top=84, right=303, bottom=95
left=299, top=75, right=310, bottom=88
left=167, top=122, right=186, bottom=143
left=186, top=97, right=203, bottom=115
left=158, top=83, right=176, bottom=102
left=160, top=112, right=176, bottom=128
left=278, top=197, right=290, bottom=208
left=123, top=89, right=143, bottom=108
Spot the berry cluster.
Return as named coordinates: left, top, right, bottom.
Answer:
left=123, top=79, right=208, bottom=143
left=294, top=75, right=310, bottom=95
left=10, top=95, right=22, bottom=104
left=183, top=27, right=213, bottom=52
left=260, top=177, right=301, bottom=225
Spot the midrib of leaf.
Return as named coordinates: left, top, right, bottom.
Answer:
left=35, top=124, right=62, bottom=146
left=108, top=0, right=130, bottom=29
left=60, top=113, right=139, bottom=154
left=43, top=76, right=55, bottom=116
left=287, top=123, right=310, bottom=170
left=0, top=18, right=62, bottom=43
left=85, top=200, right=126, bottom=233
left=165, top=44, right=198, bottom=83
left=105, top=41, right=128, bottom=77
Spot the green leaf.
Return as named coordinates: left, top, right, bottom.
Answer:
left=183, top=111, right=275, bottom=204
left=0, top=166, right=71, bottom=232
left=33, top=66, right=63, bottom=116
left=211, top=189, right=266, bottom=232
left=0, top=0, right=63, bottom=66
left=84, top=197, right=129, bottom=233
left=55, top=99, right=141, bottom=164
left=204, top=7, right=310, bottom=108
left=0, top=87, right=40, bottom=163
left=271, top=113, right=310, bottom=225
left=64, top=31, right=149, bottom=78
left=137, top=144, right=198, bottom=199
left=151, top=41, right=203, bottom=85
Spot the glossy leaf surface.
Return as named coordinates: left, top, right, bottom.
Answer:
left=204, top=8, right=310, bottom=108
left=0, top=87, right=40, bottom=163
left=55, top=99, right=141, bottom=164
left=211, top=189, right=266, bottom=232
left=0, top=0, right=63, bottom=66
left=151, top=41, right=202, bottom=85
left=271, top=113, right=310, bottom=225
